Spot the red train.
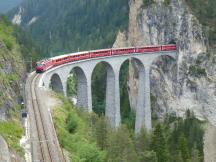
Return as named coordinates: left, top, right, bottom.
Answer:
left=36, top=44, right=176, bottom=73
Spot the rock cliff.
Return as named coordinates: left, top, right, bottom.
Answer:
left=0, top=41, right=25, bottom=120
left=114, top=0, right=216, bottom=124
left=0, top=18, right=26, bottom=120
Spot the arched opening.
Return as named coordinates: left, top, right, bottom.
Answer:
left=91, top=61, right=115, bottom=116
left=50, top=73, right=64, bottom=94
left=150, top=55, right=177, bottom=120
left=119, top=57, right=145, bottom=130
left=67, top=66, right=88, bottom=109
left=67, top=69, right=78, bottom=104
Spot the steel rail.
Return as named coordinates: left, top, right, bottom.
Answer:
left=31, top=74, right=53, bottom=162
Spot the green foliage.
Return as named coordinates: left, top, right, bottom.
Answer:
left=143, top=0, right=155, bottom=7
left=66, top=113, right=78, bottom=133
left=0, top=121, right=23, bottom=154
left=93, top=116, right=109, bottom=150
left=122, top=111, right=136, bottom=130
left=138, top=151, right=157, bottom=162
left=167, top=110, right=204, bottom=162
left=53, top=96, right=106, bottom=161
left=92, top=63, right=107, bottom=116
left=135, top=127, right=154, bottom=161
left=189, top=65, right=207, bottom=77
left=0, top=15, right=38, bottom=71
left=106, top=126, right=138, bottom=162
left=54, top=94, right=204, bottom=162
left=177, top=133, right=190, bottom=161
left=0, top=16, right=16, bottom=50
left=67, top=73, right=77, bottom=97
left=151, top=123, right=169, bottom=162
left=175, top=152, right=184, bottom=162
left=55, top=96, right=205, bottom=162
left=185, top=0, right=216, bottom=47
left=191, top=145, right=201, bottom=162
left=76, top=143, right=106, bottom=162
left=0, top=15, right=37, bottom=159
left=119, top=60, right=134, bottom=129
left=163, top=0, right=171, bottom=6
left=10, top=0, right=129, bottom=57
left=13, top=25, right=39, bottom=69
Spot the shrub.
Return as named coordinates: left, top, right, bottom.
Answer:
left=189, top=65, right=207, bottom=77
left=164, top=0, right=171, bottom=6
left=66, top=113, right=78, bottom=133
left=143, top=0, right=155, bottom=7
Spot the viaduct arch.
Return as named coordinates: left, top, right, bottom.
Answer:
left=39, top=51, right=177, bottom=133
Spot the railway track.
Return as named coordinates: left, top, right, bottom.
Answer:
left=29, top=73, right=65, bottom=162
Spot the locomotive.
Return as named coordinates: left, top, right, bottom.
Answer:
left=35, top=44, right=176, bottom=73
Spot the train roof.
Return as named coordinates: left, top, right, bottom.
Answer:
left=51, top=51, right=89, bottom=60
left=36, top=58, right=51, bottom=64
left=38, top=44, right=176, bottom=62
left=111, top=46, right=135, bottom=50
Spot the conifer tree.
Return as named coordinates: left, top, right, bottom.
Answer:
left=175, top=152, right=184, bottom=162
left=177, top=133, right=190, bottom=161
left=95, top=116, right=109, bottom=150
left=151, top=123, right=169, bottom=162
left=138, top=151, right=157, bottom=162
left=191, top=145, right=201, bottom=162
left=135, top=127, right=150, bottom=153
left=106, top=126, right=138, bottom=162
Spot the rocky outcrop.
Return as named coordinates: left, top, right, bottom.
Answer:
left=113, top=0, right=216, bottom=124
left=0, top=39, right=25, bottom=120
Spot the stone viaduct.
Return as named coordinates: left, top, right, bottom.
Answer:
left=38, top=51, right=176, bottom=133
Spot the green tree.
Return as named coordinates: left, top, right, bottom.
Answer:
left=106, top=126, right=138, bottom=162
left=94, top=116, right=109, bottom=150
left=76, top=143, right=106, bottom=162
left=191, top=145, right=201, bottom=162
left=91, top=63, right=107, bottom=116
left=151, top=123, right=169, bottom=162
left=135, top=127, right=150, bottom=154
left=66, top=112, right=78, bottom=133
left=9, top=0, right=129, bottom=57
left=177, top=133, right=190, bottom=161
left=175, top=152, right=184, bottom=162
left=143, top=0, right=154, bottom=6
left=67, top=72, right=77, bottom=97
left=138, top=151, right=157, bottom=162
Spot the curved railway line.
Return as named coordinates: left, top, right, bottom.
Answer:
left=27, top=73, right=65, bottom=162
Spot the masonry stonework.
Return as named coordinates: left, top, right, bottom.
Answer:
left=39, top=52, right=176, bottom=133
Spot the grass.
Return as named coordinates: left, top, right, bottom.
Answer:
left=53, top=96, right=106, bottom=162
left=0, top=120, right=23, bottom=153
left=0, top=16, right=16, bottom=50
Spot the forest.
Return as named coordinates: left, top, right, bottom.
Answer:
left=9, top=0, right=129, bottom=58
left=54, top=97, right=204, bottom=162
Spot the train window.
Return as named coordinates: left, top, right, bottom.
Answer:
left=36, top=63, right=43, bottom=67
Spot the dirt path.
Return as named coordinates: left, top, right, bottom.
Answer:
left=204, top=123, right=216, bottom=162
